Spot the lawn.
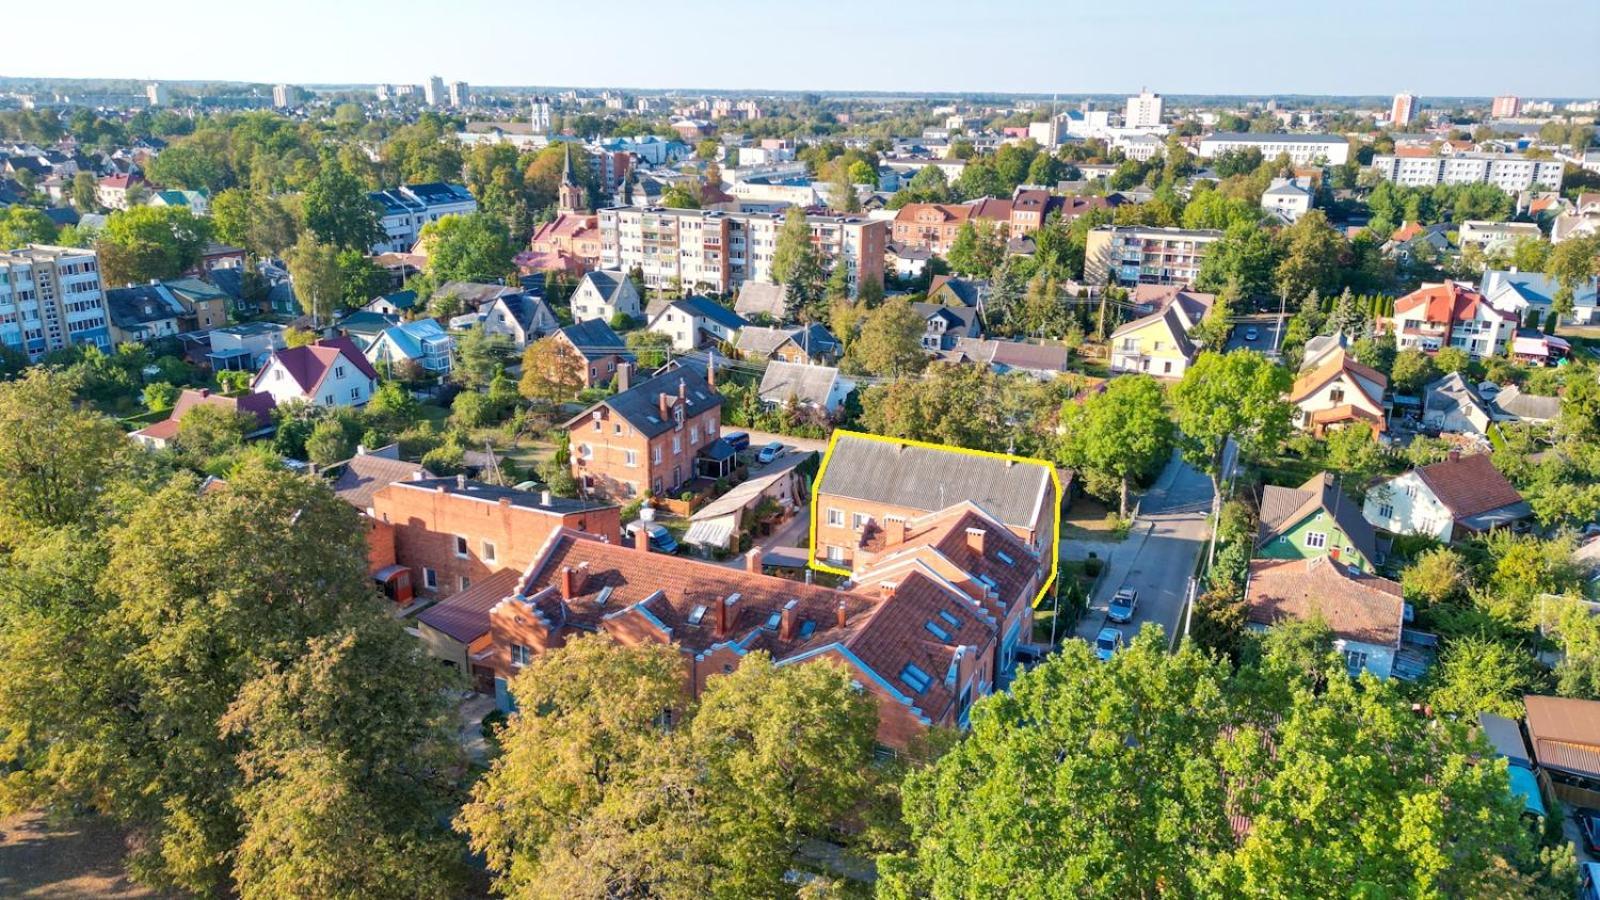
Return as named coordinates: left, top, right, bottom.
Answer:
left=0, top=810, right=175, bottom=899
left=1061, top=495, right=1126, bottom=542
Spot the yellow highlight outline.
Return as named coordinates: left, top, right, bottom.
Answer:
left=807, top=429, right=1062, bottom=610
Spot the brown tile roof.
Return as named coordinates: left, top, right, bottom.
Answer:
left=1415, top=453, right=1524, bottom=519
left=860, top=503, right=1039, bottom=610
left=893, top=203, right=973, bottom=225
left=1524, top=695, right=1600, bottom=778
left=1288, top=349, right=1387, bottom=405
left=416, top=569, right=521, bottom=643
left=1244, top=557, right=1403, bottom=647
left=332, top=452, right=433, bottom=510
left=1256, top=473, right=1379, bottom=565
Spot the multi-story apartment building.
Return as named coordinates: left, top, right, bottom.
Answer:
left=1369, top=153, right=1564, bottom=192
left=1390, top=93, right=1417, bottom=127
left=0, top=245, right=112, bottom=359
left=1197, top=133, right=1351, bottom=166
left=1491, top=95, right=1521, bottom=118
left=1124, top=89, right=1164, bottom=128
left=448, top=81, right=470, bottom=107
left=424, top=76, right=445, bottom=107
left=565, top=364, right=724, bottom=500
left=1083, top=226, right=1222, bottom=287
left=1387, top=282, right=1518, bottom=360
left=272, top=84, right=293, bottom=108
left=369, top=182, right=478, bottom=253
left=599, top=206, right=884, bottom=298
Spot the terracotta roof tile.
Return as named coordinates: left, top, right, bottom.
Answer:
left=1245, top=557, right=1403, bottom=647
left=1415, top=453, right=1524, bottom=519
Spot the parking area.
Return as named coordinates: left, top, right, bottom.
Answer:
left=1224, top=317, right=1285, bottom=355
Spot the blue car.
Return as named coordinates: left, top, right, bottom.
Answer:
left=631, top=522, right=677, bottom=554
left=1095, top=627, right=1124, bottom=662
left=1108, top=588, right=1138, bottom=624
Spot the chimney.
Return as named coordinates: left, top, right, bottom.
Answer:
left=878, top=581, right=896, bottom=601
left=835, top=599, right=847, bottom=629
left=706, top=358, right=717, bottom=388
left=1446, top=448, right=1462, bottom=462
left=541, top=489, right=552, bottom=507
left=965, top=527, right=987, bottom=555
left=632, top=522, right=651, bottom=553
left=559, top=566, right=576, bottom=600
left=677, top=378, right=687, bottom=404
left=779, top=599, right=798, bottom=641
left=716, top=592, right=741, bottom=638
left=197, top=387, right=211, bottom=398
left=658, top=392, right=671, bottom=419
left=616, top=361, right=632, bottom=392
left=456, top=473, right=467, bottom=490
left=884, top=517, right=907, bottom=546
left=744, top=547, right=763, bottom=573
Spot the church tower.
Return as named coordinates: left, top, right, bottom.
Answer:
left=558, top=143, right=587, bottom=214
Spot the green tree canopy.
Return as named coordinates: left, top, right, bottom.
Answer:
left=1058, top=374, right=1175, bottom=515
left=1170, top=350, right=1292, bottom=488
left=96, top=205, right=212, bottom=286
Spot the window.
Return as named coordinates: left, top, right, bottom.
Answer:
left=482, top=541, right=497, bottom=563
left=851, top=512, right=868, bottom=532
left=1329, top=387, right=1345, bottom=403
left=1304, top=531, right=1327, bottom=549
left=423, top=568, right=437, bottom=590
left=350, top=387, right=360, bottom=399
left=672, top=434, right=682, bottom=454
left=511, top=644, right=532, bottom=667
left=624, top=449, right=638, bottom=467
left=579, top=443, right=593, bottom=460
left=1378, top=503, right=1394, bottom=519
left=1404, top=482, right=1418, bottom=499
left=827, top=508, right=844, bottom=526
left=651, top=445, right=662, bottom=465
left=335, top=365, right=345, bottom=378
left=454, top=536, right=469, bottom=558
left=1343, top=649, right=1368, bottom=676
left=690, top=425, right=698, bottom=443
left=324, top=394, right=334, bottom=404
left=826, top=545, right=845, bottom=562
left=460, top=576, right=471, bottom=591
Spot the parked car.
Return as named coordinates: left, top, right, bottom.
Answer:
left=1243, top=326, right=1259, bottom=342
left=1578, top=808, right=1600, bottom=855
left=1108, top=588, right=1138, bottom=623
left=1094, top=627, right=1124, bottom=662
left=757, top=441, right=785, bottom=464
left=723, top=431, right=750, bottom=453
left=1580, top=860, right=1600, bottom=900
left=629, top=521, right=679, bottom=554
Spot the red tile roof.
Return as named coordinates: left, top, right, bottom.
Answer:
left=257, top=337, right=378, bottom=395
left=1415, top=453, right=1524, bottom=519
left=1244, top=557, right=1404, bottom=647
left=1394, top=282, right=1514, bottom=325
left=1288, top=349, right=1388, bottom=405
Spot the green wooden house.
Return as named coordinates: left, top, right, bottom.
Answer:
left=1255, top=472, right=1380, bottom=573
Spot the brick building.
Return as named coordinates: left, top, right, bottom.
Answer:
left=565, top=364, right=725, bottom=500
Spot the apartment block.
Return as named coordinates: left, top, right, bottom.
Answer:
left=369, top=182, right=478, bottom=254
left=1369, top=153, right=1563, bottom=192
left=1197, top=133, right=1351, bottom=166
left=1390, top=93, right=1417, bottom=127
left=1083, top=226, right=1222, bottom=287
left=599, top=206, right=884, bottom=298
left=0, top=245, right=112, bottom=359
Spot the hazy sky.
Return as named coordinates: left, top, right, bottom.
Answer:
left=13, top=0, right=1598, bottom=97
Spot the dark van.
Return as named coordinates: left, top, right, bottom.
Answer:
left=723, top=431, right=751, bottom=453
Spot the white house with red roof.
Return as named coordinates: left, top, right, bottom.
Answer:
left=251, top=336, right=380, bottom=408
left=1388, top=281, right=1518, bottom=359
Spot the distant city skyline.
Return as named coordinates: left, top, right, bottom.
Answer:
left=7, top=0, right=1598, bottom=98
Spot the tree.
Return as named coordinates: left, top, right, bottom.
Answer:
left=844, top=298, right=927, bottom=377
left=518, top=335, right=586, bottom=406
left=1428, top=636, right=1543, bottom=719
left=1274, top=210, right=1345, bottom=302
left=71, top=170, right=99, bottom=210
left=1196, top=220, right=1280, bottom=298
left=336, top=249, right=389, bottom=310
left=286, top=233, right=342, bottom=325
left=0, top=369, right=129, bottom=539
left=419, top=212, right=515, bottom=285
left=945, top=220, right=1004, bottom=277
left=0, top=205, right=59, bottom=247
left=771, top=209, right=825, bottom=315
left=828, top=165, right=860, bottom=213
left=625, top=329, right=674, bottom=370
left=451, top=328, right=515, bottom=390
left=305, top=417, right=356, bottom=467
left=660, top=184, right=701, bottom=209
left=1390, top=348, right=1439, bottom=395
left=212, top=188, right=299, bottom=258
left=96, top=205, right=212, bottom=286
left=1549, top=234, right=1600, bottom=319
left=1170, top=350, right=1293, bottom=489
left=175, top=403, right=255, bottom=461
left=302, top=155, right=384, bottom=251
left=1324, top=288, right=1369, bottom=340
left=1058, top=374, right=1175, bottom=515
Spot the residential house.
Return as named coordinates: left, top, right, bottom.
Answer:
left=569, top=270, right=642, bottom=324
left=886, top=243, right=934, bottom=280
left=553, top=319, right=633, bottom=388
left=757, top=361, right=855, bottom=415
left=476, top=291, right=559, bottom=349
left=1362, top=451, right=1532, bottom=542
left=926, top=274, right=989, bottom=311
left=365, top=318, right=453, bottom=376
left=1490, top=386, right=1562, bottom=426
left=1511, top=331, right=1573, bottom=366
left=1552, top=192, right=1600, bottom=244
left=733, top=281, right=790, bottom=321
left=147, top=189, right=210, bottom=216
left=129, top=388, right=276, bottom=450
left=564, top=365, right=724, bottom=499
left=1384, top=222, right=1455, bottom=265
left=647, top=295, right=747, bottom=351
left=913, top=302, right=982, bottom=351
left=1481, top=268, right=1599, bottom=325
left=939, top=337, right=1070, bottom=379
left=96, top=173, right=143, bottom=210
left=523, top=212, right=603, bottom=274
left=329, top=448, right=433, bottom=601
left=1260, top=177, right=1315, bottom=223
left=734, top=323, right=840, bottom=365
left=210, top=263, right=298, bottom=317
left=1388, top=281, right=1518, bottom=359
left=205, top=321, right=285, bottom=371
left=251, top=337, right=379, bottom=408
left=1299, top=332, right=1350, bottom=372
left=1256, top=473, right=1381, bottom=573
left=430, top=281, right=519, bottom=314
left=1008, top=189, right=1062, bottom=235
left=336, top=311, right=400, bottom=351
left=363, top=289, right=420, bottom=317
left=1244, top=557, right=1404, bottom=678
left=1108, top=290, right=1211, bottom=377
left=1288, top=348, right=1387, bottom=437
left=813, top=432, right=1058, bottom=570
left=1523, top=695, right=1600, bottom=807
left=1459, top=220, right=1543, bottom=254
left=369, top=182, right=477, bottom=254
left=161, top=277, right=229, bottom=331
left=1423, top=372, right=1493, bottom=436
left=105, top=283, right=185, bottom=345
left=1084, top=226, right=1223, bottom=287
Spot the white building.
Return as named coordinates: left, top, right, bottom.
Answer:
left=1362, top=452, right=1530, bottom=543
left=1125, top=90, right=1164, bottom=128
left=448, top=81, right=470, bottom=107
left=569, top=270, right=642, bottom=324
left=1491, top=95, right=1521, bottom=118
left=1390, top=93, right=1417, bottom=127
left=1458, top=220, right=1543, bottom=253
left=1388, top=282, right=1518, bottom=359
left=368, top=183, right=478, bottom=254
left=530, top=96, right=553, bottom=133
left=1113, top=132, right=1163, bottom=161
left=645, top=295, right=747, bottom=351
left=1198, top=133, right=1351, bottom=166
left=424, top=76, right=445, bottom=107
left=146, top=83, right=169, bottom=106
left=251, top=337, right=379, bottom=409
left=1369, top=153, right=1564, bottom=192
left=272, top=84, right=294, bottom=108
left=1260, top=177, right=1315, bottom=223
left=0, top=245, right=112, bottom=359
left=757, top=361, right=855, bottom=415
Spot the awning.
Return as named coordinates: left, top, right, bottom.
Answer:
left=684, top=517, right=736, bottom=550
left=372, top=564, right=409, bottom=583
left=1508, top=765, right=1546, bottom=818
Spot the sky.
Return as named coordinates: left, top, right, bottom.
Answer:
left=12, top=0, right=1599, bottom=97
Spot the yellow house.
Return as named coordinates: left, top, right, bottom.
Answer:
left=1108, top=303, right=1199, bottom=377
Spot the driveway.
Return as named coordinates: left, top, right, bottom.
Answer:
left=1224, top=315, right=1286, bottom=356
left=1073, top=449, right=1218, bottom=648
left=736, top=428, right=829, bottom=455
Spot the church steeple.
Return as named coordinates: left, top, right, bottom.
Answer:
left=558, top=143, right=586, bottom=214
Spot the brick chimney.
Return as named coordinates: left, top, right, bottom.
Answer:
left=715, top=592, right=741, bottom=638
left=1446, top=448, right=1462, bottom=462
left=196, top=387, right=211, bottom=398
left=658, top=392, right=671, bottom=420
left=632, top=522, right=651, bottom=553
left=878, top=581, right=896, bottom=601
left=678, top=378, right=687, bottom=404
left=616, top=361, right=632, bottom=392
left=779, top=599, right=798, bottom=641
left=965, top=527, right=986, bottom=554
left=884, top=517, right=907, bottom=546
left=835, top=599, right=848, bottom=629
left=706, top=358, right=717, bottom=388
left=744, top=547, right=763, bottom=573
left=559, top=565, right=576, bottom=600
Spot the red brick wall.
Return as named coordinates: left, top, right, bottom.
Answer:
left=371, top=483, right=621, bottom=601
left=570, top=402, right=721, bottom=500
left=815, top=482, right=1056, bottom=568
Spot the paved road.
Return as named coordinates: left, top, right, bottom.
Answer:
left=1072, top=448, right=1224, bottom=648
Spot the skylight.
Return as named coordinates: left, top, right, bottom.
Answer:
left=996, top=551, right=1014, bottom=565
left=938, top=610, right=961, bottom=628
left=924, top=621, right=951, bottom=641
left=765, top=611, right=781, bottom=630
left=687, top=604, right=707, bottom=625
left=798, top=620, right=817, bottom=639
left=899, top=663, right=932, bottom=693
left=596, top=586, right=614, bottom=606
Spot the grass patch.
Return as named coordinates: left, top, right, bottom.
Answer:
left=1062, top=495, right=1124, bottom=541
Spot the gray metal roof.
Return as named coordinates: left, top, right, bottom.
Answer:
left=816, top=433, right=1052, bottom=531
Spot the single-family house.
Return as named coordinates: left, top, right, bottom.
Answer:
left=1481, top=269, right=1599, bottom=325
left=912, top=302, right=982, bottom=351
left=1244, top=556, right=1405, bottom=679
left=563, top=364, right=724, bottom=499
left=251, top=337, right=380, bottom=408
left=1299, top=332, right=1350, bottom=372
left=206, top=322, right=286, bottom=371
left=1422, top=372, right=1493, bottom=436
left=647, top=295, right=746, bottom=351
left=1388, top=281, right=1518, bottom=359
left=1458, top=220, right=1543, bottom=254
left=553, top=319, right=633, bottom=388
left=939, top=337, right=1070, bottom=378
left=477, top=291, right=560, bottom=349
left=363, top=290, right=420, bottom=317
left=733, top=281, right=790, bottom=322
left=105, top=283, right=186, bottom=346
left=1256, top=473, right=1381, bottom=573
left=1108, top=301, right=1201, bottom=378
left=1362, top=451, right=1532, bottom=542
left=735, top=324, right=840, bottom=365
left=1524, top=695, right=1600, bottom=807
left=1288, top=348, right=1387, bottom=437
left=129, top=388, right=277, bottom=450
left=161, top=277, right=230, bottom=331
left=365, top=318, right=453, bottom=375
left=926, top=275, right=989, bottom=311
left=1490, top=385, right=1562, bottom=426
left=1260, top=177, right=1315, bottom=223
left=757, top=361, right=855, bottom=415
left=431, top=281, right=520, bottom=314
left=569, top=270, right=642, bottom=324
left=335, top=311, right=400, bottom=350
